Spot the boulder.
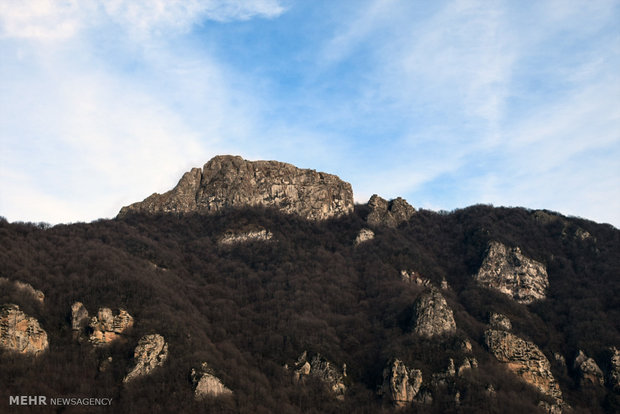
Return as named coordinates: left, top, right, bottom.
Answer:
left=292, top=351, right=347, bottom=398
left=475, top=241, right=549, bottom=304
left=354, top=228, right=375, bottom=246
left=191, top=362, right=233, bottom=399
left=218, top=228, right=273, bottom=246
left=124, top=334, right=168, bottom=382
left=71, top=301, right=89, bottom=331
left=489, top=312, right=512, bottom=331
left=380, top=358, right=423, bottom=407
left=0, top=304, right=48, bottom=355
left=118, top=155, right=354, bottom=221
left=573, top=350, right=604, bottom=387
left=609, top=347, right=620, bottom=391
left=367, top=195, right=415, bottom=228
left=411, top=289, right=456, bottom=338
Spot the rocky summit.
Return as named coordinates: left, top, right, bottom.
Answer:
left=118, top=155, right=354, bottom=221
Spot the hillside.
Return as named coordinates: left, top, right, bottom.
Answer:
left=0, top=157, right=619, bottom=413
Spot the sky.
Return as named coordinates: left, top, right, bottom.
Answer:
left=1, top=0, right=619, bottom=227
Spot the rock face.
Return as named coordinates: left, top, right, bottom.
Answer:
left=475, top=241, right=549, bottom=304
left=573, top=350, right=604, bottom=387
left=411, top=289, right=456, bottom=338
left=380, top=359, right=423, bottom=407
left=292, top=351, right=347, bottom=398
left=71, top=301, right=89, bottom=331
left=354, top=228, right=375, bottom=246
left=191, top=362, right=233, bottom=399
left=609, top=347, right=620, bottom=391
left=0, top=304, right=48, bottom=355
left=118, top=155, right=354, bottom=221
left=400, top=270, right=431, bottom=286
left=489, top=312, right=512, bottom=331
left=89, top=308, right=134, bottom=346
left=484, top=329, right=563, bottom=404
left=0, top=277, right=45, bottom=303
left=124, top=334, right=168, bottom=383
left=367, top=195, right=415, bottom=228
left=218, top=229, right=273, bottom=246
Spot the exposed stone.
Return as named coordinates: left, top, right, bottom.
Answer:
left=573, top=350, right=604, bottom=387
left=218, top=228, right=273, bottom=246
left=457, top=357, right=478, bottom=376
left=354, top=228, right=375, bottom=246
left=440, top=278, right=449, bottom=290
left=99, top=356, right=113, bottom=372
left=118, top=155, right=354, bottom=221
left=71, top=302, right=89, bottom=331
left=0, top=304, right=48, bottom=355
left=124, top=334, right=168, bottom=382
left=367, top=194, right=415, bottom=228
left=411, top=289, right=456, bottom=338
left=191, top=362, right=233, bottom=400
left=432, top=358, right=456, bottom=387
left=460, top=339, right=473, bottom=353
left=475, top=241, right=549, bottom=304
left=0, top=277, right=44, bottom=303
left=89, top=308, right=134, bottom=346
left=538, top=400, right=563, bottom=414
left=484, top=329, right=563, bottom=405
left=554, top=353, right=566, bottom=367
left=609, top=347, right=620, bottom=391
left=400, top=270, right=431, bottom=286
left=380, top=358, right=423, bottom=407
left=489, top=312, right=512, bottom=331
left=292, top=351, right=347, bottom=398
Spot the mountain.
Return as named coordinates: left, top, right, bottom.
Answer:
left=1, top=156, right=619, bottom=413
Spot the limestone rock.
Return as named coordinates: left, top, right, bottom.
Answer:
left=71, top=301, right=89, bottom=331
left=191, top=362, right=233, bottom=399
left=218, top=228, right=273, bottom=246
left=89, top=308, right=134, bottom=346
left=609, top=347, right=620, bottom=391
left=573, top=350, right=604, bottom=387
left=118, top=155, right=354, bottom=221
left=292, top=351, right=347, bottom=398
left=460, top=339, right=473, bottom=353
left=0, top=304, right=48, bottom=355
left=0, top=277, right=44, bottom=303
left=124, top=334, right=168, bottom=382
left=380, top=358, right=423, bottom=407
left=538, top=400, right=563, bottom=414
left=489, top=313, right=512, bottom=331
left=367, top=195, right=415, bottom=228
left=484, top=329, right=563, bottom=405
left=457, top=357, right=478, bottom=376
left=411, top=289, right=456, bottom=338
left=400, top=270, right=431, bottom=286
left=432, top=358, right=456, bottom=387
left=475, top=241, right=548, bottom=304
left=354, top=228, right=375, bottom=246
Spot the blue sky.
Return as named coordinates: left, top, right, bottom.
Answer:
left=1, top=0, right=619, bottom=226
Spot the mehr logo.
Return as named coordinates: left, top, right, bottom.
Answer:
left=9, top=395, right=113, bottom=406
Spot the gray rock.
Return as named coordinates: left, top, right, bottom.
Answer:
left=367, top=194, right=415, bottom=228
left=124, top=334, right=168, bottom=382
left=118, top=155, right=354, bottom=221
left=411, top=289, right=456, bottom=338
left=292, top=351, right=347, bottom=398
left=218, top=228, right=273, bottom=246
left=573, top=350, right=604, bottom=387
left=0, top=304, right=48, bottom=355
left=89, top=308, right=134, bottom=346
left=485, top=329, right=564, bottom=405
left=609, top=347, right=620, bottom=391
left=354, top=228, right=375, bottom=246
left=475, top=241, right=548, bottom=304
left=380, top=358, right=423, bottom=407
left=191, top=362, right=233, bottom=399
left=71, top=301, right=89, bottom=331
left=489, top=312, right=512, bottom=331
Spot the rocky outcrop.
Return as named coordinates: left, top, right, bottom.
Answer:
left=124, top=334, right=168, bottom=382
left=118, top=155, right=354, bottom=221
left=411, top=289, right=456, bottom=338
left=573, top=350, right=604, bottom=387
left=609, top=347, right=620, bottom=391
left=475, top=241, right=549, bottom=304
left=489, top=312, right=512, bottom=331
left=89, top=308, right=134, bottom=346
left=0, top=304, right=48, bottom=355
left=354, top=228, right=375, bottom=246
left=380, top=358, right=423, bottom=407
left=191, top=362, right=233, bottom=399
left=0, top=277, right=45, bottom=303
left=484, top=329, right=563, bottom=405
left=457, top=357, right=478, bottom=376
left=218, top=228, right=273, bottom=246
left=71, top=301, right=89, bottom=331
left=291, top=351, right=347, bottom=398
left=367, top=195, right=415, bottom=228
left=400, top=270, right=431, bottom=286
